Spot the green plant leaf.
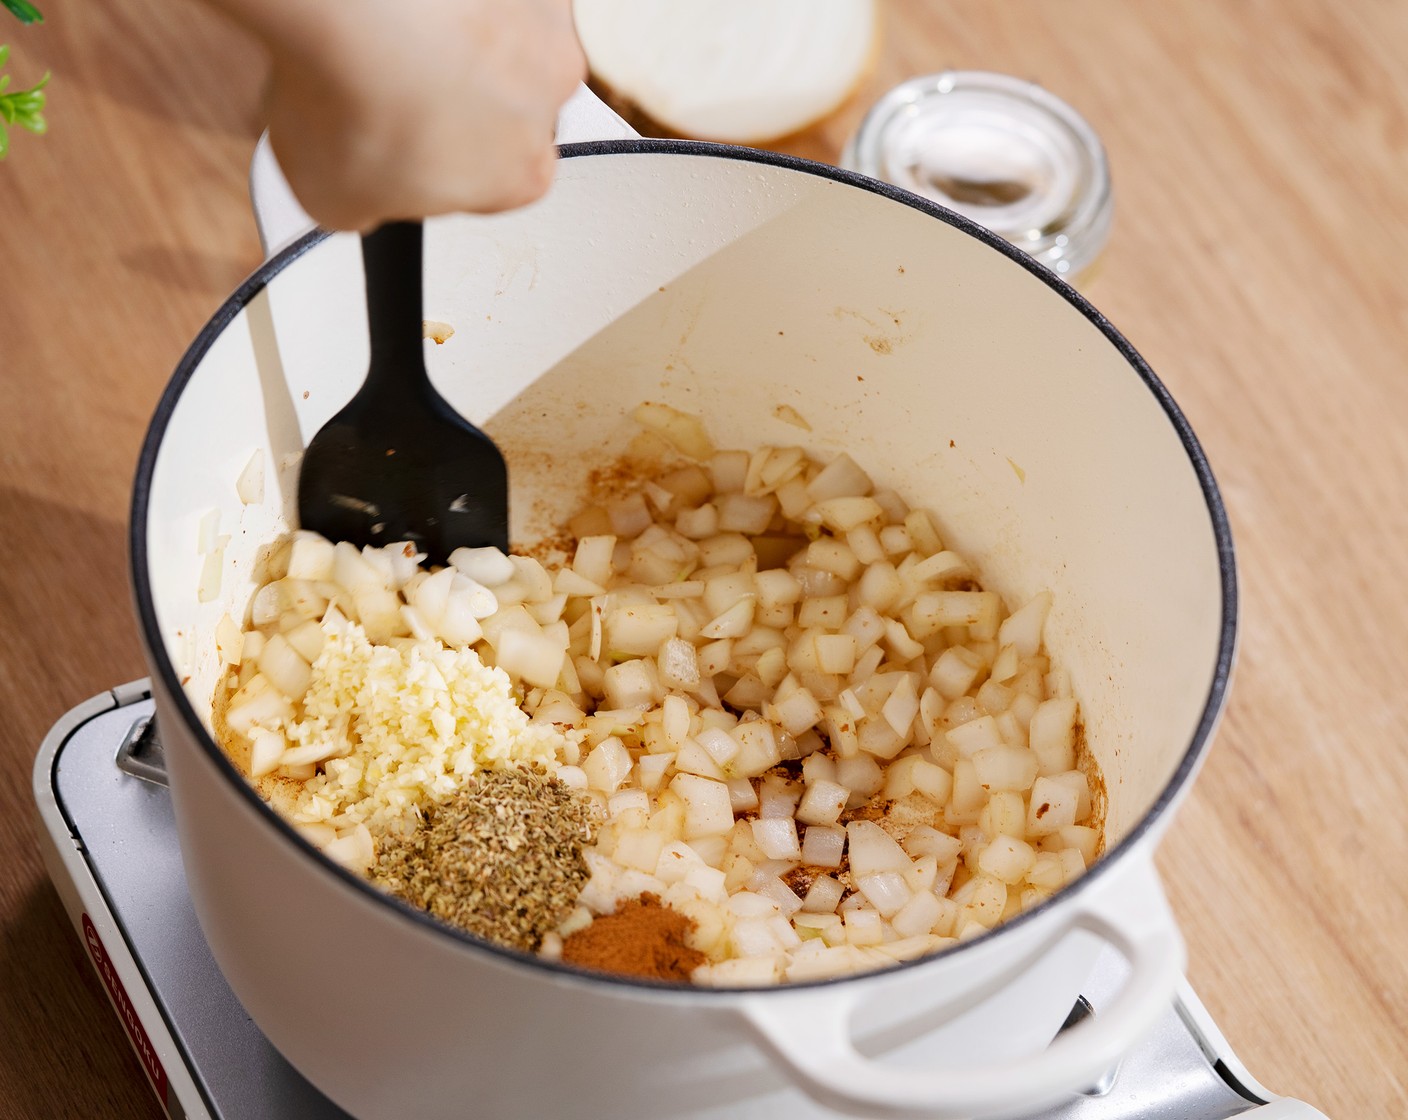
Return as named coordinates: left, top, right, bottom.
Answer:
left=0, top=53, right=46, bottom=157
left=3, top=0, right=43, bottom=26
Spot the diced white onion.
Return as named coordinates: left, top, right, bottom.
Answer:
left=236, top=449, right=265, bottom=505
left=800, top=825, right=846, bottom=868
left=846, top=821, right=910, bottom=876
left=751, top=817, right=802, bottom=861
left=248, top=727, right=287, bottom=777
left=672, top=773, right=736, bottom=839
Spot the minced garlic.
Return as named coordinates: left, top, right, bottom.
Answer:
left=285, top=620, right=568, bottom=835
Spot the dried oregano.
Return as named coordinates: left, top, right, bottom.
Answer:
left=372, top=767, right=598, bottom=952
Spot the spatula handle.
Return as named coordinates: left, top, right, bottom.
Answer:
left=360, top=220, right=430, bottom=396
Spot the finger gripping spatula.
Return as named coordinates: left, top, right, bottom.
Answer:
left=296, top=221, right=509, bottom=564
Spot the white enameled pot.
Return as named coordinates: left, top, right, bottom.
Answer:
left=130, top=89, right=1235, bottom=1119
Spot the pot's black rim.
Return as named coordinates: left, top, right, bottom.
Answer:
left=130, top=138, right=1238, bottom=997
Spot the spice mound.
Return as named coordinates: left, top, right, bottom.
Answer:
left=561, top=893, right=705, bottom=982
left=372, top=767, right=598, bottom=953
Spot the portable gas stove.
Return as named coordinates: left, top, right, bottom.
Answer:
left=33, top=682, right=1327, bottom=1120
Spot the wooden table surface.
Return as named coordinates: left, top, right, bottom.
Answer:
left=1, top=1, right=1403, bottom=1116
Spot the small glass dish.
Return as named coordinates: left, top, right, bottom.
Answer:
left=843, top=70, right=1112, bottom=282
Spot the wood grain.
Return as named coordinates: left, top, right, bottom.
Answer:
left=1, top=1, right=1402, bottom=1116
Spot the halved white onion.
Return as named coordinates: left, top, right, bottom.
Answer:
left=575, top=0, right=880, bottom=144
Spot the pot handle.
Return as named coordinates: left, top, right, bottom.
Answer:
left=249, top=85, right=636, bottom=260
left=556, top=81, right=638, bottom=145
left=739, top=859, right=1185, bottom=1120
left=249, top=133, right=312, bottom=260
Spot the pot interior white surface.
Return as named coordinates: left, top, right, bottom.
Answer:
left=137, top=142, right=1232, bottom=956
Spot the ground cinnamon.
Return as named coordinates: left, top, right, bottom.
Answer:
left=561, top=893, right=705, bottom=982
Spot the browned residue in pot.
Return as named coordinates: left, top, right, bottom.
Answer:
left=781, top=866, right=818, bottom=896
left=584, top=444, right=674, bottom=505
left=1074, top=721, right=1108, bottom=857
left=210, top=674, right=319, bottom=817
left=840, top=799, right=890, bottom=826
left=510, top=433, right=683, bottom=564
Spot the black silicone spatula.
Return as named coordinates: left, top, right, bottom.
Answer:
left=296, top=221, right=508, bottom=564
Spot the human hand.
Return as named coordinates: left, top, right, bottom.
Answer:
left=221, top=0, right=585, bottom=230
